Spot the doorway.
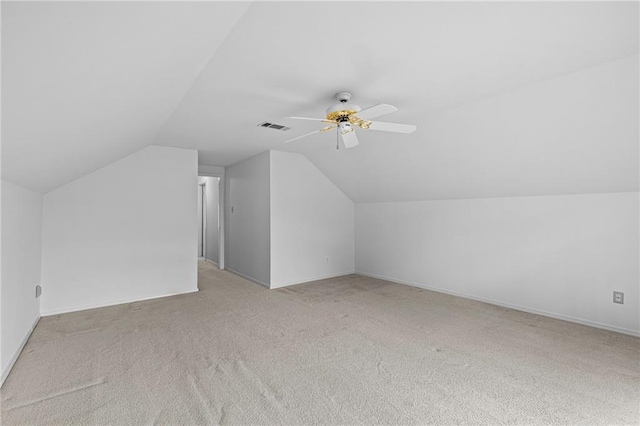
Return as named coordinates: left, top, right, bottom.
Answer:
left=197, top=176, right=221, bottom=267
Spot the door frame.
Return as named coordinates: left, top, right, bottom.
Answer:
left=198, top=167, right=225, bottom=270
left=198, top=182, right=207, bottom=259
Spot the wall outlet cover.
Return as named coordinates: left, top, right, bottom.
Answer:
left=613, top=291, right=624, bottom=304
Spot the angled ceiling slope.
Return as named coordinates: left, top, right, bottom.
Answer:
left=3, top=2, right=638, bottom=201
left=2, top=2, right=250, bottom=193
left=155, top=1, right=638, bottom=202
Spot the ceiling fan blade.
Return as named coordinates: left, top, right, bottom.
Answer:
left=285, top=116, right=332, bottom=123
left=356, top=103, right=398, bottom=120
left=368, top=121, right=417, bottom=134
left=284, top=126, right=335, bottom=144
left=341, top=128, right=360, bottom=149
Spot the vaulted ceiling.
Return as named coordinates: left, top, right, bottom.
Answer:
left=3, top=2, right=639, bottom=201
left=2, top=2, right=250, bottom=192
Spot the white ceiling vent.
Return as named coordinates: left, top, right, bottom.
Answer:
left=258, top=122, right=290, bottom=131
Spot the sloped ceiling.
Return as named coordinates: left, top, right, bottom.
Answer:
left=1, top=2, right=250, bottom=193
left=3, top=2, right=639, bottom=201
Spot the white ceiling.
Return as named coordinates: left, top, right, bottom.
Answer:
left=1, top=2, right=250, bottom=193
left=3, top=2, right=639, bottom=201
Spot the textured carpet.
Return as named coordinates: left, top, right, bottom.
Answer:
left=1, top=261, right=639, bottom=425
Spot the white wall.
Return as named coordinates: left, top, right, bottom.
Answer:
left=356, top=192, right=640, bottom=336
left=225, top=152, right=270, bottom=286
left=198, top=165, right=225, bottom=176
left=270, top=151, right=354, bottom=288
left=1, top=180, right=43, bottom=384
left=41, top=146, right=198, bottom=315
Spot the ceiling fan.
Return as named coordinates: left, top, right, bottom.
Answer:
left=283, top=92, right=416, bottom=149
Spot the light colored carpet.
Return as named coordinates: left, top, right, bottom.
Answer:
left=1, top=261, right=639, bottom=425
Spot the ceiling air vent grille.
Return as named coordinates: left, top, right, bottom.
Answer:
left=258, top=122, right=290, bottom=131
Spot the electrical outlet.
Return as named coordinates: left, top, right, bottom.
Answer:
left=35, top=285, right=42, bottom=298
left=613, top=291, right=624, bottom=304
left=325, top=256, right=329, bottom=263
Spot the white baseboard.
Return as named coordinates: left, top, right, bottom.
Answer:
left=40, top=288, right=199, bottom=317
left=356, top=271, right=640, bottom=338
left=1, top=315, right=41, bottom=387
left=225, top=267, right=270, bottom=289
left=270, top=271, right=355, bottom=289
left=225, top=268, right=356, bottom=290
left=204, top=259, right=219, bottom=267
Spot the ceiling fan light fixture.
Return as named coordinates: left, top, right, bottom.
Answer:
left=339, top=122, right=353, bottom=134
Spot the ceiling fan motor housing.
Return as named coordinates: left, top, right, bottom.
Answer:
left=325, top=91, right=362, bottom=121
left=326, top=106, right=362, bottom=121
left=336, top=91, right=352, bottom=102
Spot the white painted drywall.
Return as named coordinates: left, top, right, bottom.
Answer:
left=3, top=1, right=251, bottom=193
left=225, top=152, right=270, bottom=286
left=198, top=165, right=225, bottom=176
left=198, top=176, right=219, bottom=264
left=356, top=192, right=640, bottom=335
left=1, top=180, right=43, bottom=384
left=40, top=146, right=198, bottom=315
left=270, top=151, right=354, bottom=288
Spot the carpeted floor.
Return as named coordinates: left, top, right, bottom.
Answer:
left=1, top=261, right=639, bottom=425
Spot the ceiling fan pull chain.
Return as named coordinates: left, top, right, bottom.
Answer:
left=336, top=127, right=340, bottom=150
